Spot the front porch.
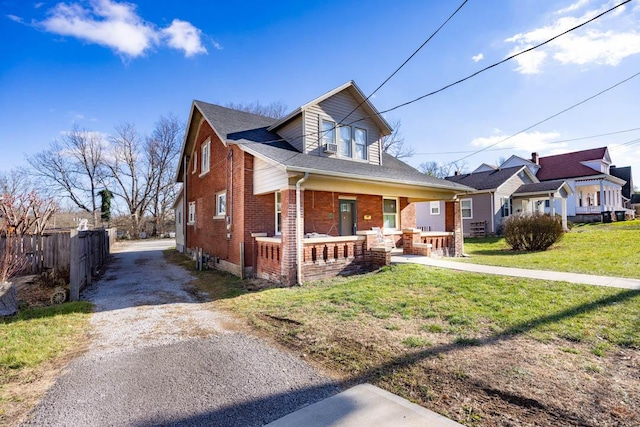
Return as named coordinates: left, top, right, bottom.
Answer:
left=254, top=227, right=460, bottom=285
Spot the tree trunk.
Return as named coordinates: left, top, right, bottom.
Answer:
left=0, top=282, right=17, bottom=316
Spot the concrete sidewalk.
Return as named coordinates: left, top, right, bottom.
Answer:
left=265, top=384, right=463, bottom=427
left=392, top=255, right=640, bottom=290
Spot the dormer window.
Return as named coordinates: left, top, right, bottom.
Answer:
left=321, top=118, right=367, bottom=160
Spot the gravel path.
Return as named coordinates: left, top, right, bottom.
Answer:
left=22, top=240, right=337, bottom=426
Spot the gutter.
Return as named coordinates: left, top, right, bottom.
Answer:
left=296, top=172, right=309, bottom=286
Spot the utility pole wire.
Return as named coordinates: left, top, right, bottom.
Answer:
left=451, top=69, right=640, bottom=164
left=338, top=0, right=469, bottom=125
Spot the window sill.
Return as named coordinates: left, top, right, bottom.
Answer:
left=213, top=215, right=226, bottom=220
left=199, top=170, right=210, bottom=178
left=187, top=221, right=195, bottom=226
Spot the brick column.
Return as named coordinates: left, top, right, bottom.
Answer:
left=402, top=228, right=421, bottom=255
left=280, top=189, right=299, bottom=285
left=448, top=200, right=464, bottom=257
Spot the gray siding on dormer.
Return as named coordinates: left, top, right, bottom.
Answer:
left=304, top=91, right=381, bottom=165
left=276, top=118, right=304, bottom=152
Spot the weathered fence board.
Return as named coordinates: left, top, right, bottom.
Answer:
left=1, top=229, right=115, bottom=301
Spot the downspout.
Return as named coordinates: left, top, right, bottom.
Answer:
left=296, top=172, right=309, bottom=286
left=183, top=155, right=188, bottom=251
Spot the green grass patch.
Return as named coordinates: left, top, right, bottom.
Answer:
left=461, top=220, right=640, bottom=278
left=402, top=336, right=432, bottom=348
left=0, top=302, right=92, bottom=372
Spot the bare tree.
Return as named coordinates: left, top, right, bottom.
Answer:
left=382, top=118, right=414, bottom=159
left=25, top=126, right=104, bottom=226
left=225, top=101, right=288, bottom=119
left=146, top=114, right=183, bottom=236
left=418, top=160, right=468, bottom=178
left=103, top=123, right=155, bottom=238
left=0, top=191, right=57, bottom=235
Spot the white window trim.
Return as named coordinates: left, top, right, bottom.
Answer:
left=192, top=151, right=197, bottom=174
left=321, top=119, right=335, bottom=147
left=430, top=201, right=440, bottom=215
left=461, top=198, right=473, bottom=220
left=354, top=127, right=367, bottom=160
left=215, top=191, right=227, bottom=218
left=383, top=197, right=399, bottom=231
left=275, top=191, right=282, bottom=236
left=321, top=116, right=368, bottom=161
left=338, top=125, right=352, bottom=158
left=188, top=201, right=196, bottom=225
left=200, top=139, right=210, bottom=177
left=501, top=197, right=512, bottom=218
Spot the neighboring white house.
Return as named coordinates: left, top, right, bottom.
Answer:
left=174, top=188, right=185, bottom=252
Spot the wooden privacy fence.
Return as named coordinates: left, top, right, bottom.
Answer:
left=0, top=228, right=116, bottom=301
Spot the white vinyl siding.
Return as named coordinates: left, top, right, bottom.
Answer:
left=277, top=119, right=304, bottom=152
left=253, top=157, right=289, bottom=195
left=461, top=199, right=473, bottom=219
left=304, top=90, right=381, bottom=164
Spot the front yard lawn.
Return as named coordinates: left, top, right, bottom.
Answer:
left=461, top=220, right=640, bottom=278
left=0, top=302, right=92, bottom=425
left=212, top=263, right=640, bottom=426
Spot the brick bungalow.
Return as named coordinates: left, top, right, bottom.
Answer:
left=175, top=81, right=472, bottom=285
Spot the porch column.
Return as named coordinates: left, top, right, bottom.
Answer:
left=600, top=181, right=605, bottom=212
left=445, top=200, right=464, bottom=257
left=561, top=198, right=568, bottom=231
left=280, top=189, right=299, bottom=285
left=549, top=193, right=556, bottom=217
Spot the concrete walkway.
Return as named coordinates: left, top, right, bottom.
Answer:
left=266, top=384, right=463, bottom=427
left=392, top=255, right=640, bottom=290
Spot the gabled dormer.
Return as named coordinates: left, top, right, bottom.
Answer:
left=267, top=81, right=392, bottom=166
left=580, top=147, right=612, bottom=174
left=500, top=154, right=541, bottom=176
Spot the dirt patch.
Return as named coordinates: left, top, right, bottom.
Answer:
left=225, top=309, right=640, bottom=427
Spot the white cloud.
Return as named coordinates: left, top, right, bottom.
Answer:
left=38, top=0, right=208, bottom=58
left=470, top=131, right=565, bottom=153
left=162, top=19, right=207, bottom=57
left=7, top=14, right=24, bottom=24
left=505, top=1, right=640, bottom=74
left=34, top=2, right=45, bottom=8
left=471, top=53, right=484, bottom=62
left=555, top=0, right=590, bottom=15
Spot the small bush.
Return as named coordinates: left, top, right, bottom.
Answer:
left=503, top=213, right=564, bottom=251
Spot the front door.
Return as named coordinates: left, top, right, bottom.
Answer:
left=339, top=200, right=356, bottom=236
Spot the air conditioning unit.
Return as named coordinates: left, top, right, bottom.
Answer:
left=323, top=143, right=338, bottom=154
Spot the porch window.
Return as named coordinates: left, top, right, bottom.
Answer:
left=354, top=128, right=367, bottom=160
left=215, top=191, right=226, bottom=217
left=430, top=201, right=440, bottom=215
left=339, top=126, right=352, bottom=157
left=501, top=197, right=512, bottom=217
left=322, top=120, right=335, bottom=146
left=188, top=201, right=196, bottom=224
left=200, top=139, right=210, bottom=175
left=275, top=191, right=282, bottom=235
left=461, top=198, right=472, bottom=219
left=383, top=198, right=398, bottom=229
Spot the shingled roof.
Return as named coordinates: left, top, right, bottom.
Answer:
left=513, top=180, right=568, bottom=196
left=444, top=166, right=526, bottom=191
left=536, top=147, right=608, bottom=181
left=610, top=166, right=633, bottom=199
left=183, top=100, right=472, bottom=192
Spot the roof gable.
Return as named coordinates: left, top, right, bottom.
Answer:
left=267, top=81, right=393, bottom=136
left=445, top=166, right=529, bottom=191
left=537, top=147, right=609, bottom=181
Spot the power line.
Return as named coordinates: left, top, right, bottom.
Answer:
left=338, top=0, right=469, bottom=126
left=448, top=69, right=640, bottom=164
left=413, top=127, right=640, bottom=156
left=344, top=0, right=632, bottom=125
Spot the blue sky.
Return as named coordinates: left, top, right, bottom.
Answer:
left=2, top=0, right=640, bottom=188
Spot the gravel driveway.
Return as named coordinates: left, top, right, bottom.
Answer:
left=22, top=239, right=337, bottom=426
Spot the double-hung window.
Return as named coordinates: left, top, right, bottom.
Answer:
left=339, top=126, right=352, bottom=157
left=322, top=120, right=335, bottom=147
left=383, top=198, right=398, bottom=229
left=430, top=201, right=440, bottom=215
left=215, top=191, right=226, bottom=217
left=501, top=197, right=512, bottom=217
left=354, top=128, right=366, bottom=160
left=275, top=191, right=282, bottom=235
left=188, top=201, right=196, bottom=224
left=461, top=199, right=473, bottom=219
left=200, top=139, right=210, bottom=175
